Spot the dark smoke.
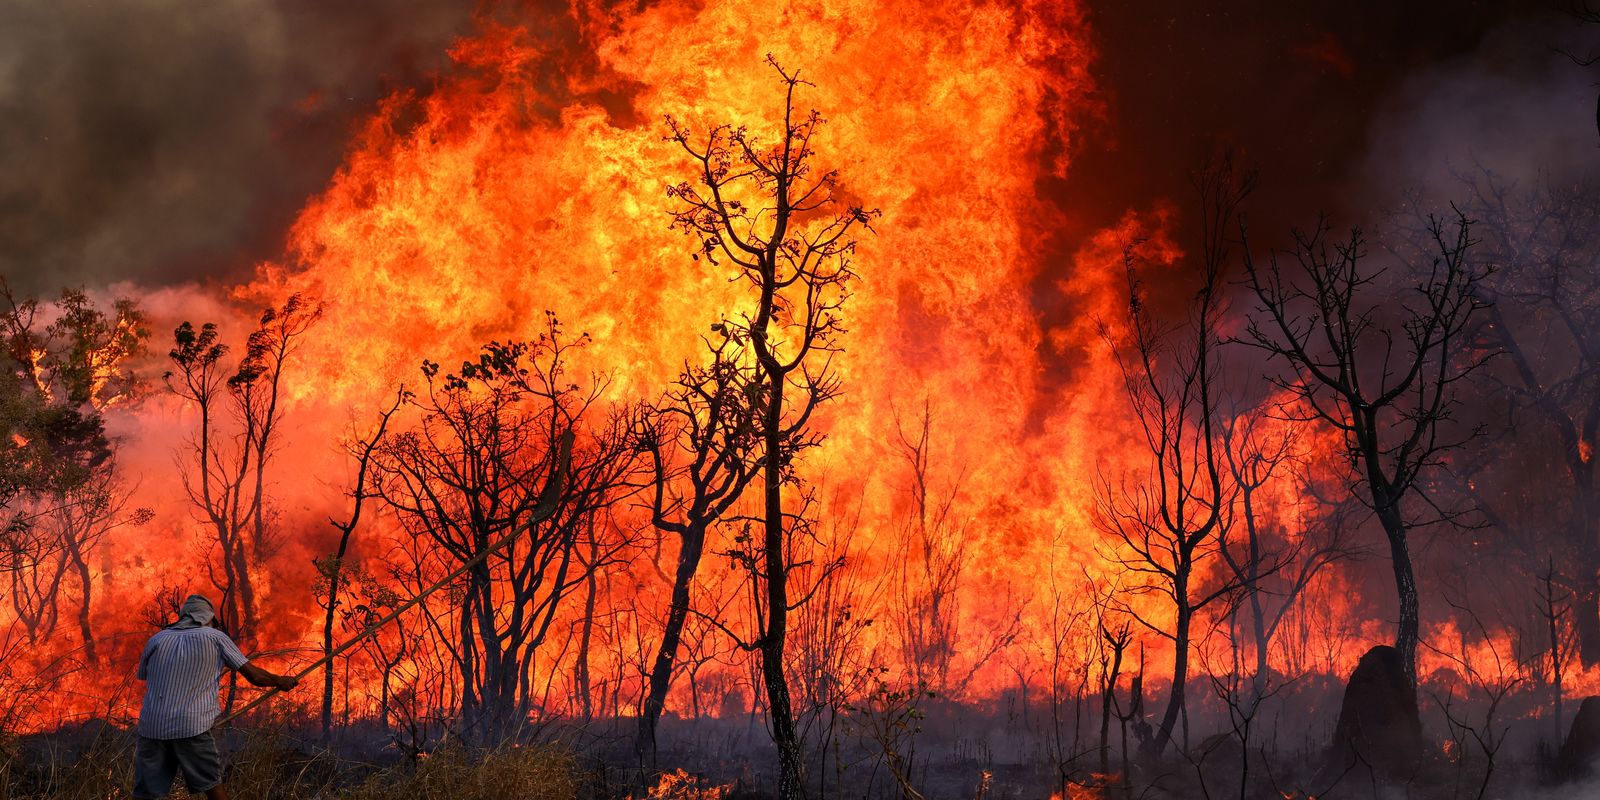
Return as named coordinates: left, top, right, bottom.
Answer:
left=0, top=0, right=477, bottom=294
left=1358, top=14, right=1598, bottom=207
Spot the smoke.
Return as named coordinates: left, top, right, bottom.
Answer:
left=1324, top=24, right=1600, bottom=785
left=0, top=0, right=476, bottom=294
left=1357, top=13, right=1600, bottom=210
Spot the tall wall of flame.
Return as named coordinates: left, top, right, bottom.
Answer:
left=235, top=0, right=1150, bottom=700
left=12, top=0, right=1222, bottom=726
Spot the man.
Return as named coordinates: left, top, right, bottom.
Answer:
left=133, top=594, right=298, bottom=800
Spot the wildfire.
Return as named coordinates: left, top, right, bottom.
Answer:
left=1048, top=785, right=1111, bottom=800
left=233, top=0, right=1117, bottom=704
left=631, top=769, right=733, bottom=800
left=0, top=0, right=1501, bottom=757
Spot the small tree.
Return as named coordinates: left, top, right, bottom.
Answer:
left=374, top=320, right=642, bottom=740
left=1239, top=209, right=1490, bottom=689
left=635, top=329, right=763, bottom=762
left=887, top=403, right=1017, bottom=700
left=1095, top=163, right=1251, bottom=757
left=166, top=294, right=321, bottom=641
left=1216, top=401, right=1361, bottom=697
left=1536, top=557, right=1578, bottom=742
left=313, top=388, right=405, bottom=739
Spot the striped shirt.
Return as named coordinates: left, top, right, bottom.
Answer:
left=136, top=626, right=250, bottom=739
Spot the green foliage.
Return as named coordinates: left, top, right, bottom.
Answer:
left=0, top=283, right=148, bottom=560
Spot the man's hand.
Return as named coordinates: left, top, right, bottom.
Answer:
left=240, top=661, right=298, bottom=691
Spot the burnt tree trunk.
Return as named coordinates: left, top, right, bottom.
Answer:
left=759, top=376, right=805, bottom=800
left=1241, top=486, right=1269, bottom=693
left=66, top=537, right=95, bottom=664
left=1098, top=632, right=1125, bottom=776
left=576, top=554, right=599, bottom=720
left=638, top=522, right=708, bottom=763
left=1373, top=484, right=1419, bottom=691
left=1150, top=600, right=1191, bottom=757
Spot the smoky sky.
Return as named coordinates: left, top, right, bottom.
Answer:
left=0, top=0, right=478, bottom=295
left=1, top=0, right=1592, bottom=298
left=1032, top=0, right=1597, bottom=360
left=1047, top=0, right=1576, bottom=236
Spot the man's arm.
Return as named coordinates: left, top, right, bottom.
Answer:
left=238, top=661, right=299, bottom=691
left=214, top=629, right=298, bottom=690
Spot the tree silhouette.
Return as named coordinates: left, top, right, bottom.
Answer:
left=166, top=294, right=321, bottom=643
left=664, top=56, right=878, bottom=798
left=373, top=319, right=642, bottom=741
left=1239, top=209, right=1489, bottom=690
left=313, top=387, right=405, bottom=739
left=1095, top=160, right=1251, bottom=757
left=635, top=330, right=763, bottom=763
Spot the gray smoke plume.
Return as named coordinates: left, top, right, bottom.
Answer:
left=1358, top=14, right=1599, bottom=208
left=0, top=0, right=476, bottom=295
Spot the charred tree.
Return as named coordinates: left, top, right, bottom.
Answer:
left=665, top=57, right=877, bottom=799
left=313, top=388, right=405, bottom=739
left=374, top=321, right=642, bottom=741
left=888, top=402, right=1020, bottom=699
left=1216, top=406, right=1361, bottom=698
left=1095, top=162, right=1250, bottom=758
left=635, top=330, right=762, bottom=763
left=1539, top=557, right=1578, bottom=741
left=1216, top=399, right=1295, bottom=694
left=1240, top=211, right=1489, bottom=690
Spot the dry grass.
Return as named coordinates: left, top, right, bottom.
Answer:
left=340, top=742, right=581, bottom=800
left=0, top=727, right=582, bottom=800
left=1, top=722, right=133, bottom=799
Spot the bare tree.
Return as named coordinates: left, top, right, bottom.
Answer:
left=1097, top=606, right=1134, bottom=781
left=768, top=493, right=871, bottom=798
left=166, top=294, right=321, bottom=641
left=665, top=56, right=878, bottom=799
left=1216, top=406, right=1362, bottom=697
left=634, top=329, right=763, bottom=762
left=892, top=402, right=965, bottom=696
left=1216, top=396, right=1296, bottom=695
left=1423, top=598, right=1523, bottom=800
left=887, top=402, right=1018, bottom=700
left=1239, top=209, right=1490, bottom=688
left=1536, top=557, right=1579, bottom=742
left=1095, top=163, right=1251, bottom=757
left=373, top=320, right=642, bottom=740
left=312, top=388, right=405, bottom=738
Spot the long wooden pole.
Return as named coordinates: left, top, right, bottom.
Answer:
left=217, top=430, right=574, bottom=726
